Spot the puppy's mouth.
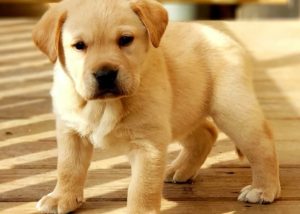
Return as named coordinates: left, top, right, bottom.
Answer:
left=94, top=88, right=123, bottom=99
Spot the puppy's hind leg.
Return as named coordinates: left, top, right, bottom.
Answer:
left=211, top=70, right=281, bottom=204
left=165, top=119, right=218, bottom=183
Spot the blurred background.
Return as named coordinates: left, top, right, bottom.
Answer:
left=0, top=0, right=298, bottom=20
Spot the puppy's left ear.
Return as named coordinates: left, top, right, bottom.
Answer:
left=131, top=0, right=168, bottom=48
left=32, top=4, right=67, bottom=63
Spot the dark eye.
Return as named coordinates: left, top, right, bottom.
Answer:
left=118, top=36, right=134, bottom=47
left=73, top=41, right=87, bottom=51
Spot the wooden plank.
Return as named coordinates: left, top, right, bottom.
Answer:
left=0, top=201, right=300, bottom=214
left=0, top=168, right=299, bottom=202
left=0, top=116, right=55, bottom=141
left=0, top=138, right=299, bottom=170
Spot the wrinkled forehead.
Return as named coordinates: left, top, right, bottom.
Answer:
left=63, top=0, right=143, bottom=40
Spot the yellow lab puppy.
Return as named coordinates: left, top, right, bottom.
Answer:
left=32, top=0, right=281, bottom=213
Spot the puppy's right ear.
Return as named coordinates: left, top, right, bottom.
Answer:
left=32, top=4, right=67, bottom=63
left=131, top=0, right=168, bottom=48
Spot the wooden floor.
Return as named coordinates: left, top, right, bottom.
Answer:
left=0, top=18, right=300, bottom=213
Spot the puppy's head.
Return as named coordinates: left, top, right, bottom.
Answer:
left=32, top=0, right=168, bottom=100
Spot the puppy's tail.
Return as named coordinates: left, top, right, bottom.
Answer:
left=235, top=147, right=245, bottom=160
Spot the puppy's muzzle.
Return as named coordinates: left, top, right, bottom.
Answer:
left=93, top=66, right=120, bottom=97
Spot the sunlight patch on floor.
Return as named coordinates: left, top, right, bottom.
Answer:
left=84, top=177, right=130, bottom=199
left=0, top=113, right=54, bottom=130
left=0, top=41, right=37, bottom=53
left=0, top=202, right=37, bottom=214
left=0, top=130, right=55, bottom=148
left=0, top=99, right=46, bottom=111
left=0, top=70, right=51, bottom=84
left=0, top=59, right=49, bottom=73
left=0, top=83, right=51, bottom=99
left=0, top=25, right=33, bottom=32
left=90, top=155, right=128, bottom=170
left=0, top=148, right=56, bottom=169
left=0, top=170, right=56, bottom=193
left=0, top=49, right=44, bottom=62
left=204, top=150, right=238, bottom=168
left=0, top=32, right=32, bottom=43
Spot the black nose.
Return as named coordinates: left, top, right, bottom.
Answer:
left=94, top=68, right=118, bottom=91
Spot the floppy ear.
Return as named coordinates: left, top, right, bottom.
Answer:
left=131, top=0, right=168, bottom=48
left=32, top=4, right=67, bottom=63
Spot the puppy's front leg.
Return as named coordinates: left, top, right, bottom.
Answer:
left=37, top=119, right=93, bottom=214
left=128, top=140, right=167, bottom=214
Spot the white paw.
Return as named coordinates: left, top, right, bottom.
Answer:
left=238, top=185, right=278, bottom=204
left=36, top=192, right=84, bottom=214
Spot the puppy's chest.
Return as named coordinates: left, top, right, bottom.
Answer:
left=89, top=102, right=123, bottom=148
left=58, top=101, right=123, bottom=148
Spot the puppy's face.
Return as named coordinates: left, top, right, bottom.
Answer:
left=63, top=1, right=148, bottom=100
left=33, top=0, right=168, bottom=100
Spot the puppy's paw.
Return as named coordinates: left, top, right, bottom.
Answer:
left=36, top=192, right=84, bottom=214
left=164, top=164, right=198, bottom=184
left=238, top=185, right=280, bottom=204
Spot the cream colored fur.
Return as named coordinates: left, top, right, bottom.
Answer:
left=33, top=0, right=281, bottom=213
